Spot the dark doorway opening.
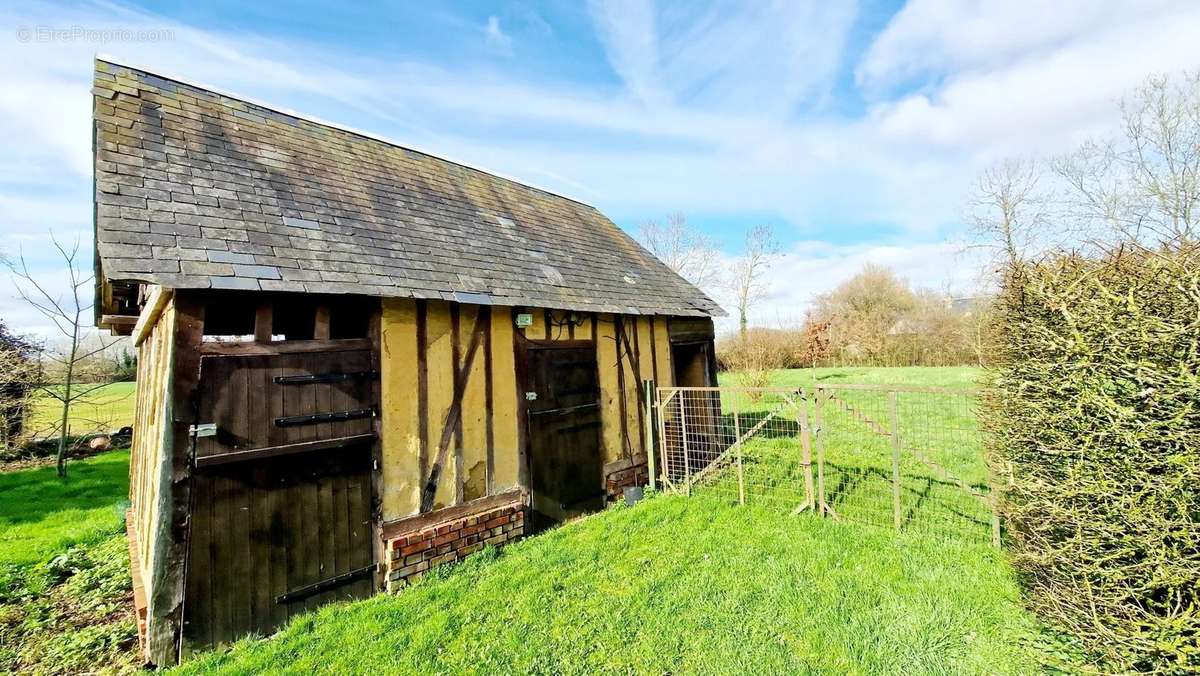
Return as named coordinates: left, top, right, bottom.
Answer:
left=671, top=341, right=714, bottom=387
left=523, top=344, right=603, bottom=533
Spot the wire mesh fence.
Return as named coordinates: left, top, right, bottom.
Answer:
left=655, top=384, right=996, bottom=545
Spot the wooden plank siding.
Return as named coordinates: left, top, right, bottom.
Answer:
left=380, top=299, right=677, bottom=522
left=128, top=292, right=176, bottom=639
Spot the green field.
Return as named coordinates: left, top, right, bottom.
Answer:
left=0, top=450, right=130, bottom=570
left=25, top=381, right=138, bottom=438
left=0, top=451, right=138, bottom=674
left=719, top=365, right=981, bottom=389
left=181, top=494, right=1050, bottom=675
left=695, top=367, right=990, bottom=541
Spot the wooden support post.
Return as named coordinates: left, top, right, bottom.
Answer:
left=991, top=495, right=1002, bottom=548
left=814, top=388, right=826, bottom=516
left=643, top=379, right=657, bottom=491
left=734, top=409, right=745, bottom=505
left=656, top=389, right=673, bottom=489
left=799, top=391, right=814, bottom=512
left=680, top=392, right=692, bottom=496
left=889, top=390, right=902, bottom=531
left=156, top=293, right=203, bottom=665
left=314, top=305, right=330, bottom=340
left=254, top=303, right=272, bottom=343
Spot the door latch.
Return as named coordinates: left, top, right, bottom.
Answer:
left=525, top=391, right=538, bottom=401
left=188, top=423, right=218, bottom=438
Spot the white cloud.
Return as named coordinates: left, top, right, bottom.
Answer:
left=588, top=0, right=858, bottom=114
left=709, top=240, right=987, bottom=335
left=863, top=0, right=1200, bottom=159
left=857, top=0, right=1186, bottom=92
left=484, top=16, right=513, bottom=55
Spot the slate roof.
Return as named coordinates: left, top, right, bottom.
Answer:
left=91, top=59, right=723, bottom=318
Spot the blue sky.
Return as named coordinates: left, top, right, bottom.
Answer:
left=2, top=0, right=1199, bottom=335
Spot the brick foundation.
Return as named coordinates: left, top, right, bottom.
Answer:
left=384, top=497, right=525, bottom=590
left=604, top=452, right=649, bottom=501
left=124, top=510, right=149, bottom=661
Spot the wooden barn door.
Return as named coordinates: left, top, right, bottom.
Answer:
left=524, top=345, right=603, bottom=532
left=183, top=349, right=377, bottom=651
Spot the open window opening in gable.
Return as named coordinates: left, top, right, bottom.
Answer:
left=200, top=292, right=374, bottom=343
left=327, top=297, right=372, bottom=340
left=200, top=295, right=257, bottom=342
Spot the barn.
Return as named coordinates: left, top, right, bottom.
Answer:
left=90, top=59, right=722, bottom=665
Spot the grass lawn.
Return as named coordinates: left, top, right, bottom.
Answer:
left=26, top=381, right=138, bottom=438
left=181, top=494, right=1052, bottom=675
left=700, top=365, right=992, bottom=542
left=0, top=450, right=138, bottom=674
left=720, top=365, right=982, bottom=389
left=0, top=450, right=131, bottom=570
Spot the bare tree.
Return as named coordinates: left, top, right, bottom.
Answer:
left=638, top=212, right=720, bottom=289
left=724, top=224, right=780, bottom=337
left=967, top=158, right=1050, bottom=268
left=1053, top=70, right=1200, bottom=246
left=7, top=235, right=119, bottom=477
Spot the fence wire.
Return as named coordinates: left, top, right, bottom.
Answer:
left=656, top=384, right=996, bottom=545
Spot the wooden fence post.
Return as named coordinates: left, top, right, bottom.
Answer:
left=799, top=390, right=814, bottom=512
left=657, top=390, right=672, bottom=489
left=991, top=493, right=1002, bottom=547
left=889, top=390, right=902, bottom=531
left=814, top=388, right=826, bottom=516
left=734, top=408, right=745, bottom=505
left=643, top=379, right=656, bottom=491
left=680, top=392, right=692, bottom=495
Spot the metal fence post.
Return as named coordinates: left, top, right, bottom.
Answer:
left=643, top=379, right=656, bottom=491
left=814, top=388, right=826, bottom=516
left=889, top=390, right=902, bottom=531
left=734, top=408, right=745, bottom=505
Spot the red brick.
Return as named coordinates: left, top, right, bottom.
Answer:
left=402, top=539, right=432, bottom=556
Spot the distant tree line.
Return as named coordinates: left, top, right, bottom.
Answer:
left=713, top=264, right=986, bottom=383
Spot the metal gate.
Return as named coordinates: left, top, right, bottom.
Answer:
left=654, top=384, right=997, bottom=545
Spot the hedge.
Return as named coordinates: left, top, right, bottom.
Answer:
left=983, top=245, right=1199, bottom=672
